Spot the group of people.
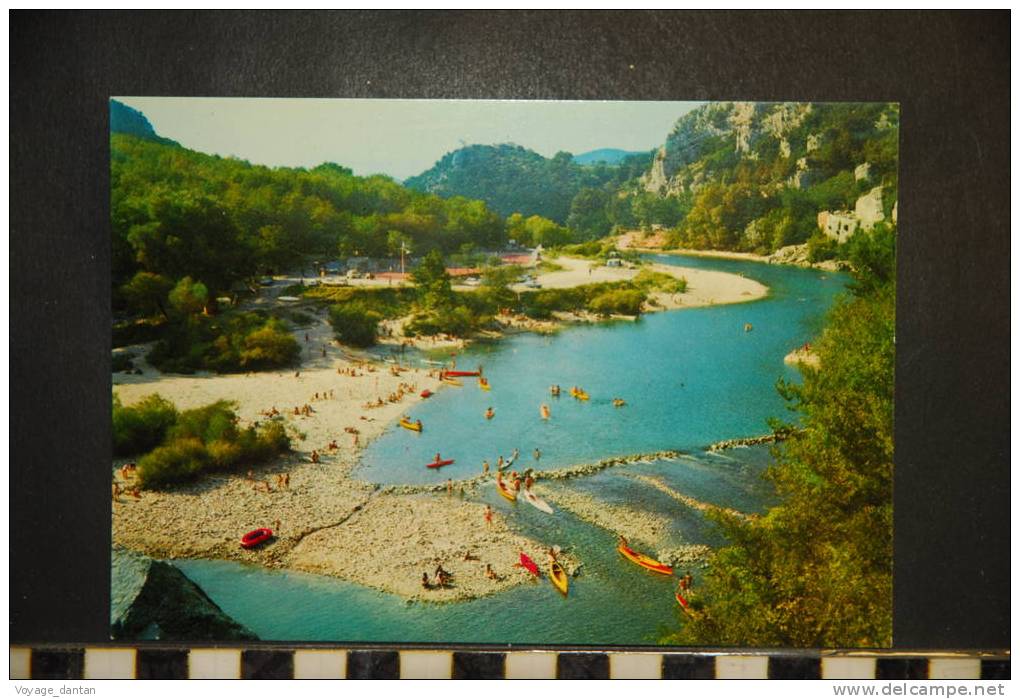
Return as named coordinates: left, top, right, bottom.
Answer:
left=293, top=404, right=315, bottom=417
left=421, top=564, right=453, bottom=590
left=246, top=469, right=290, bottom=492
left=362, top=382, right=419, bottom=410
left=495, top=468, right=537, bottom=493
left=311, top=390, right=335, bottom=401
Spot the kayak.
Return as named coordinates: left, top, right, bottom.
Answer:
left=441, top=377, right=463, bottom=387
left=399, top=418, right=422, bottom=432
left=519, top=552, right=539, bottom=576
left=540, top=405, right=550, bottom=419
left=496, top=479, right=517, bottom=502
left=675, top=590, right=690, bottom=609
left=420, top=389, right=433, bottom=398
left=479, top=379, right=491, bottom=391
left=549, top=561, right=569, bottom=596
left=426, top=458, right=454, bottom=469
left=522, top=488, right=554, bottom=514
left=240, top=528, right=273, bottom=549
left=617, top=543, right=674, bottom=575
left=444, top=370, right=480, bottom=377
left=570, top=388, right=590, bottom=401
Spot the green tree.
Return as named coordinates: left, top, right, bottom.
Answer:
left=120, top=271, right=173, bottom=319
left=412, top=250, right=454, bottom=310
left=328, top=305, right=381, bottom=347
left=665, top=225, right=895, bottom=647
left=168, top=276, right=209, bottom=317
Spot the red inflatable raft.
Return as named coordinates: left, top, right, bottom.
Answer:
left=240, top=528, right=273, bottom=549
left=427, top=458, right=455, bottom=469
left=420, top=389, right=433, bottom=398
left=443, top=370, right=480, bottom=377
left=519, top=552, right=539, bottom=577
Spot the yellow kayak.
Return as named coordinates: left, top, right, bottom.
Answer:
left=442, top=376, right=463, bottom=387
left=479, top=379, right=491, bottom=391
left=549, top=561, right=569, bottom=596
left=399, top=418, right=422, bottom=432
left=496, top=479, right=517, bottom=502
left=574, top=391, right=589, bottom=401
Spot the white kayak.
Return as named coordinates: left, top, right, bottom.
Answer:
left=522, top=488, right=554, bottom=514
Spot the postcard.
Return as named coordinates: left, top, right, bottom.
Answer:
left=109, top=98, right=897, bottom=647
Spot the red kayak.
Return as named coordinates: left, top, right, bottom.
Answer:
left=427, top=458, right=455, bottom=469
left=240, top=528, right=273, bottom=549
left=675, top=591, right=690, bottom=608
left=420, top=389, right=433, bottom=398
left=519, top=552, right=539, bottom=577
left=443, top=370, right=480, bottom=377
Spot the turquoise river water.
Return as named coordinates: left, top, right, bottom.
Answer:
left=175, top=254, right=848, bottom=645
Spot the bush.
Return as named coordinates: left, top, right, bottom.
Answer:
left=633, top=269, right=688, bottom=294
left=147, top=313, right=299, bottom=374
left=113, top=393, right=178, bottom=457
left=137, top=437, right=209, bottom=489
left=587, top=288, right=645, bottom=316
left=113, top=319, right=166, bottom=348
left=169, top=400, right=239, bottom=444
left=806, top=231, right=839, bottom=263
left=329, top=304, right=381, bottom=347
left=112, top=353, right=136, bottom=373
left=237, top=319, right=300, bottom=369
left=129, top=397, right=292, bottom=489
left=405, top=304, right=477, bottom=338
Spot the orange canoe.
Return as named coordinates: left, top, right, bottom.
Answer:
left=617, top=543, right=673, bottom=575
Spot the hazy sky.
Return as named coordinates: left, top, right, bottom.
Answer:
left=116, top=98, right=702, bottom=180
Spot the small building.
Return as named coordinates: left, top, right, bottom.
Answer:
left=817, top=210, right=860, bottom=244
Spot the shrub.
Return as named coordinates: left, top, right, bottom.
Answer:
left=137, top=437, right=209, bottom=489
left=633, top=269, right=688, bottom=294
left=170, top=400, right=238, bottom=445
left=113, top=393, right=178, bottom=457
left=113, top=319, right=166, bottom=348
left=128, top=397, right=291, bottom=489
left=112, top=353, right=136, bottom=373
left=147, top=313, right=298, bottom=374
left=587, top=288, right=646, bottom=316
left=405, top=304, right=477, bottom=338
left=329, top=304, right=381, bottom=347
left=238, top=319, right=300, bottom=369
left=806, top=231, right=839, bottom=263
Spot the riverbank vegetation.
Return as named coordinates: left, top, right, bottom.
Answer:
left=114, top=394, right=291, bottom=489
left=666, top=224, right=895, bottom=647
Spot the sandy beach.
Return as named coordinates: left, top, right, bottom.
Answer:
left=519, top=256, right=768, bottom=311
left=112, top=256, right=767, bottom=601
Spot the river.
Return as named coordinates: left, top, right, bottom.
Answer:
left=175, top=254, right=848, bottom=645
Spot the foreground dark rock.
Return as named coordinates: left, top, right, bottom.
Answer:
left=111, top=547, right=256, bottom=641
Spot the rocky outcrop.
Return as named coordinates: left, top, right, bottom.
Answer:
left=111, top=547, right=256, bottom=641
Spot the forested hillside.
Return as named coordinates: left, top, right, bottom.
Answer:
left=405, top=143, right=653, bottom=232
left=111, top=134, right=506, bottom=303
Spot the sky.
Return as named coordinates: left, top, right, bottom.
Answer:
left=116, top=98, right=702, bottom=181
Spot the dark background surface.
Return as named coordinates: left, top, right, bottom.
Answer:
left=9, top=10, right=1009, bottom=648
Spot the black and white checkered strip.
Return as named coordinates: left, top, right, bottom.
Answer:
left=10, top=647, right=1009, bottom=680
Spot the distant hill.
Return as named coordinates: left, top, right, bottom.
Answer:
left=405, top=143, right=652, bottom=224
left=573, top=148, right=648, bottom=165
left=110, top=99, right=176, bottom=145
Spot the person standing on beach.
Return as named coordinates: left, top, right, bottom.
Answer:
left=482, top=460, right=490, bottom=475
left=484, top=505, right=493, bottom=526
